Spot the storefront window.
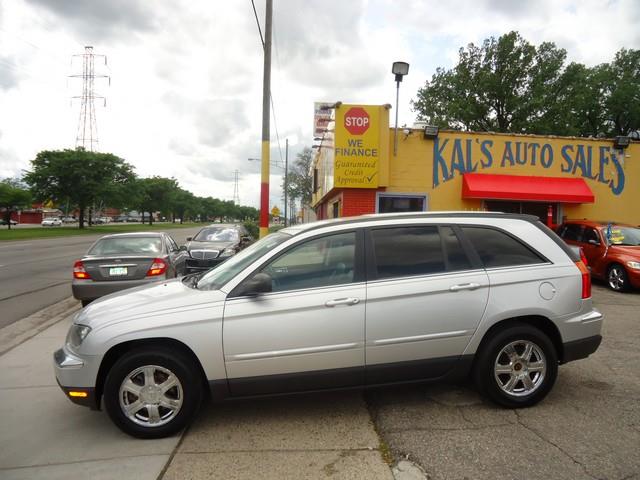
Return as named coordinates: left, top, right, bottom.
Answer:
left=484, top=200, right=559, bottom=224
left=377, top=194, right=427, bottom=213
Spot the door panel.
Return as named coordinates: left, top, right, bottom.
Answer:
left=223, top=230, right=365, bottom=396
left=365, top=270, right=489, bottom=384
left=223, top=284, right=366, bottom=395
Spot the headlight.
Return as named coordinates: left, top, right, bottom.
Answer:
left=219, top=247, right=236, bottom=258
left=66, top=324, right=92, bottom=348
left=627, top=261, right=640, bottom=270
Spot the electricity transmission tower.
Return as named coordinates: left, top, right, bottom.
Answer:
left=232, top=170, right=240, bottom=205
left=70, top=46, right=109, bottom=151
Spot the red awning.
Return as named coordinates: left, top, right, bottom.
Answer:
left=461, top=173, right=595, bottom=203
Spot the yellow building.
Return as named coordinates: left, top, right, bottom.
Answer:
left=311, top=104, right=639, bottom=226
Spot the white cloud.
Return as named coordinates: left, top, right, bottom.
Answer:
left=0, top=0, right=638, bottom=209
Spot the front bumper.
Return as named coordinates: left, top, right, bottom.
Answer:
left=628, top=267, right=640, bottom=289
left=185, top=257, right=225, bottom=273
left=53, top=347, right=101, bottom=409
left=72, top=276, right=165, bottom=301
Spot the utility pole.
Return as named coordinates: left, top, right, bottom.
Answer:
left=284, top=138, right=288, bottom=227
left=259, top=0, right=273, bottom=238
left=232, top=170, right=240, bottom=205
left=70, top=46, right=109, bottom=151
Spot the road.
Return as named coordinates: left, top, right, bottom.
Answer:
left=0, top=226, right=201, bottom=329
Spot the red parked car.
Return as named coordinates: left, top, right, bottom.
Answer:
left=557, top=220, right=640, bottom=292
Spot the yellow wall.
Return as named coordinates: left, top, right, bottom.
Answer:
left=389, top=130, right=639, bottom=224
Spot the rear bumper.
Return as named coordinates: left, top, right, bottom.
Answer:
left=562, top=335, right=602, bottom=363
left=72, top=276, right=165, bottom=300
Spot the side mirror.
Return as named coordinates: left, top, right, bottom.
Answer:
left=186, top=237, right=192, bottom=242
left=588, top=239, right=600, bottom=246
left=237, top=272, right=272, bottom=297
left=179, top=245, right=188, bottom=251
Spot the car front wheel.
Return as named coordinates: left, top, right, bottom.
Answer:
left=103, top=347, right=203, bottom=438
left=474, top=323, right=557, bottom=408
left=607, top=264, right=629, bottom=292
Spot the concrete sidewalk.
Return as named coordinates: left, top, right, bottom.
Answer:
left=0, top=300, right=394, bottom=479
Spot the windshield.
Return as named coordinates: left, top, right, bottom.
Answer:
left=196, top=232, right=291, bottom=290
left=603, top=226, right=640, bottom=246
left=193, top=227, right=240, bottom=243
left=88, top=237, right=163, bottom=255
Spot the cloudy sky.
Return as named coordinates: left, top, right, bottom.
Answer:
left=1, top=0, right=638, bottom=209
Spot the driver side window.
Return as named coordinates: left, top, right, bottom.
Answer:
left=262, top=232, right=356, bottom=293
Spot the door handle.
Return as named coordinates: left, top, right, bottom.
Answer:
left=449, top=283, right=481, bottom=292
left=325, top=297, right=360, bottom=307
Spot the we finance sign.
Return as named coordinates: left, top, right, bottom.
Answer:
left=334, top=105, right=380, bottom=188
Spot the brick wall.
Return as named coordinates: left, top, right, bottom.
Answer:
left=341, top=189, right=377, bottom=217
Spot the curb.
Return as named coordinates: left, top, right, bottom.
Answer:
left=0, top=297, right=80, bottom=356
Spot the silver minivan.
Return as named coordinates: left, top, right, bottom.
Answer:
left=54, top=213, right=602, bottom=438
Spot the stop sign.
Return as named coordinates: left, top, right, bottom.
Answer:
left=344, top=107, right=370, bottom=135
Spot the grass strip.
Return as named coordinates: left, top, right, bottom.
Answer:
left=0, top=222, right=201, bottom=241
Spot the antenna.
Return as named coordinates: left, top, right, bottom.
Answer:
left=69, top=46, right=109, bottom=151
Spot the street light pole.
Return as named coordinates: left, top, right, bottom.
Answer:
left=259, top=0, right=273, bottom=238
left=391, top=61, right=409, bottom=157
left=284, top=138, right=288, bottom=227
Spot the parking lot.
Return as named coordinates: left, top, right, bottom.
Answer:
left=367, top=283, right=640, bottom=479
left=0, top=284, right=638, bottom=479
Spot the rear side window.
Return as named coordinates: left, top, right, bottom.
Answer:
left=441, top=226, right=472, bottom=271
left=559, top=223, right=582, bottom=241
left=372, top=226, right=445, bottom=279
left=461, top=227, right=545, bottom=268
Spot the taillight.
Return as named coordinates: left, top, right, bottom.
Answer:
left=575, top=260, right=591, bottom=299
left=73, top=260, right=91, bottom=280
left=579, top=247, right=588, bottom=267
left=146, top=258, right=168, bottom=277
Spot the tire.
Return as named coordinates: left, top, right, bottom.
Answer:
left=607, top=264, right=629, bottom=292
left=103, top=347, right=203, bottom=439
left=473, top=323, right=557, bottom=408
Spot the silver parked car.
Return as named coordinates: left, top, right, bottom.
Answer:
left=55, top=213, right=602, bottom=438
left=72, top=232, right=188, bottom=306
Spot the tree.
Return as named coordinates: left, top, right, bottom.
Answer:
left=412, top=32, right=639, bottom=137
left=24, top=149, right=135, bottom=228
left=0, top=179, right=31, bottom=230
left=602, top=48, right=640, bottom=135
left=282, top=147, right=313, bottom=213
left=170, top=188, right=197, bottom=223
left=135, top=177, right=179, bottom=225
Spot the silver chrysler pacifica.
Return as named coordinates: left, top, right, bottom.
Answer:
left=54, top=212, right=603, bottom=438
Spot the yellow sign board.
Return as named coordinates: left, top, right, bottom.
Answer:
left=270, top=206, right=281, bottom=217
left=334, top=105, right=383, bottom=188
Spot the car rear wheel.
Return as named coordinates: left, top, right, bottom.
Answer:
left=474, top=323, right=557, bottom=408
left=607, top=264, right=629, bottom=292
left=103, top=347, right=202, bottom=438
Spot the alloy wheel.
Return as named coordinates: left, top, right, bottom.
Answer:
left=493, top=340, right=547, bottom=397
left=118, top=364, right=183, bottom=427
left=608, top=265, right=626, bottom=291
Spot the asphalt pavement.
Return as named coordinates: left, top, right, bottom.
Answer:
left=367, top=284, right=640, bottom=480
left=0, top=259, right=638, bottom=479
left=0, top=225, right=201, bottom=328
